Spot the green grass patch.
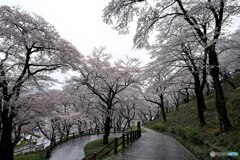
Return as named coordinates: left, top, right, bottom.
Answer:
left=14, top=151, right=47, bottom=160
left=84, top=134, right=138, bottom=160
left=145, top=75, right=240, bottom=160
left=84, top=138, right=114, bottom=159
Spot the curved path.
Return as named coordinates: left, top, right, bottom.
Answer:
left=50, top=128, right=197, bottom=160
left=118, top=127, right=198, bottom=160
left=50, top=133, right=120, bottom=160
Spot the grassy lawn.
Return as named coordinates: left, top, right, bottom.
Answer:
left=84, top=138, right=115, bottom=159
left=145, top=76, right=240, bottom=160
left=14, top=151, right=48, bottom=160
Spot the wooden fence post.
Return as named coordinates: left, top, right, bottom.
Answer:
left=130, top=131, right=133, bottom=143
left=137, top=121, right=141, bottom=137
left=126, top=132, right=129, bottom=145
left=122, top=133, right=125, bottom=150
left=137, top=121, right=141, bottom=130
left=114, top=137, right=118, bottom=154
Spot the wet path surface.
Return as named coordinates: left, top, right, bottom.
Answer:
left=50, top=133, right=120, bottom=160
left=119, top=127, right=198, bottom=160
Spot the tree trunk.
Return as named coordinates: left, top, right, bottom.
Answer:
left=160, top=94, right=167, bottom=122
left=103, top=116, right=111, bottom=144
left=208, top=46, right=232, bottom=132
left=127, top=119, right=131, bottom=128
left=160, top=105, right=167, bottom=122
left=175, top=105, right=178, bottom=111
left=196, top=92, right=206, bottom=126
left=0, top=109, right=14, bottom=160
left=184, top=88, right=190, bottom=103
left=195, top=84, right=206, bottom=126
left=206, top=81, right=211, bottom=96
left=66, top=130, right=70, bottom=139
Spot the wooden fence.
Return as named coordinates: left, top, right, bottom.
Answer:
left=45, top=128, right=125, bottom=157
left=88, top=122, right=141, bottom=160
left=14, top=124, right=141, bottom=159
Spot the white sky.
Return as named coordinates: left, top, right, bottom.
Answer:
left=0, top=0, right=239, bottom=89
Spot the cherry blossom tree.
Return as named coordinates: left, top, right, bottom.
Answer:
left=218, top=29, right=240, bottom=88
left=136, top=100, right=156, bottom=124
left=139, top=72, right=171, bottom=122
left=0, top=6, right=82, bottom=160
left=103, top=0, right=240, bottom=131
left=6, top=92, right=38, bottom=147
left=70, top=48, right=140, bottom=144
left=65, top=82, right=105, bottom=133
left=33, top=90, right=62, bottom=141
left=117, top=86, right=141, bottom=129
left=57, top=87, right=94, bottom=137
left=34, top=90, right=80, bottom=147
left=152, top=30, right=208, bottom=125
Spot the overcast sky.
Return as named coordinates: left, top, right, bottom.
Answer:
left=0, top=0, right=150, bottom=88
left=0, top=0, right=149, bottom=60
left=0, top=0, right=239, bottom=89
left=1, top=0, right=238, bottom=60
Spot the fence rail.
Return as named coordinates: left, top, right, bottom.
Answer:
left=88, top=122, right=141, bottom=160
left=14, top=127, right=123, bottom=156
left=14, top=143, right=46, bottom=155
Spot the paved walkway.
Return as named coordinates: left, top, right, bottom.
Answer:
left=50, top=133, right=120, bottom=160
left=50, top=128, right=197, bottom=160
left=118, top=127, right=198, bottom=160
